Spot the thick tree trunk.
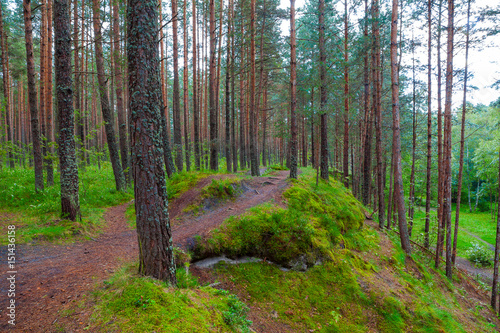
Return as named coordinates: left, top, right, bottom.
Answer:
left=452, top=0, right=470, bottom=265
left=289, top=0, right=298, bottom=179
left=92, top=0, right=125, bottom=192
left=127, top=0, right=176, bottom=284
left=319, top=0, right=328, bottom=181
left=390, top=0, right=411, bottom=255
left=24, top=0, right=44, bottom=191
left=443, top=0, right=454, bottom=278
left=425, top=0, right=433, bottom=249
left=113, top=0, right=129, bottom=184
left=231, top=3, right=237, bottom=172
left=54, top=0, right=80, bottom=220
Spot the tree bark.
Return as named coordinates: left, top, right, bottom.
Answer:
left=183, top=0, right=190, bottom=172
left=425, top=0, right=433, bottom=249
left=443, top=0, right=454, bottom=278
left=113, top=0, right=130, bottom=184
left=46, top=0, right=54, bottom=186
left=54, top=0, right=80, bottom=220
left=127, top=0, right=176, bottom=284
left=373, top=0, right=384, bottom=228
left=209, top=0, right=218, bottom=171
left=452, top=0, right=470, bottom=265
left=92, top=0, right=125, bottom=192
left=435, top=0, right=445, bottom=269
left=343, top=0, right=349, bottom=188
left=249, top=0, right=259, bottom=176
left=289, top=0, right=298, bottom=179
left=319, top=0, right=328, bottom=181
left=225, top=0, right=232, bottom=173
left=390, top=0, right=411, bottom=255
left=172, top=0, right=183, bottom=171
left=192, top=0, right=200, bottom=170
left=0, top=2, right=14, bottom=169
left=492, top=146, right=500, bottom=310
left=24, top=0, right=44, bottom=191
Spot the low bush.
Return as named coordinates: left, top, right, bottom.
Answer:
left=466, top=242, right=493, bottom=267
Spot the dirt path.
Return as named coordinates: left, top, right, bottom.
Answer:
left=0, top=170, right=290, bottom=332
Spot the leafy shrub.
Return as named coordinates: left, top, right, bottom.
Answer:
left=223, top=295, right=252, bottom=332
left=466, top=242, right=493, bottom=267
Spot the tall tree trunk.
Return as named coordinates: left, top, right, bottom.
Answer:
left=74, top=0, right=85, bottom=167
left=249, top=0, right=259, bottom=176
left=24, top=0, right=44, bottom=191
left=452, top=0, right=470, bottom=265
left=319, top=0, right=328, bottom=181
left=92, top=0, right=125, bottom=192
left=435, top=0, right=444, bottom=269
left=46, top=0, right=54, bottom=186
left=443, top=0, right=454, bottom=278
left=373, top=0, right=384, bottom=228
left=0, top=2, right=14, bottom=169
left=225, top=0, right=232, bottom=173
left=492, top=146, right=500, bottom=310
left=183, top=0, right=190, bottom=171
left=289, top=0, right=298, bottom=179
left=425, top=0, right=433, bottom=249
left=113, top=0, right=129, bottom=184
left=343, top=0, right=349, bottom=188
left=231, top=2, right=237, bottom=172
left=127, top=0, right=176, bottom=284
left=362, top=0, right=371, bottom=206
left=54, top=0, right=80, bottom=220
left=192, top=0, right=201, bottom=170
left=239, top=16, right=246, bottom=169
left=408, top=34, right=417, bottom=235
left=390, top=0, right=411, bottom=255
left=172, top=0, right=183, bottom=171
left=209, top=0, right=218, bottom=171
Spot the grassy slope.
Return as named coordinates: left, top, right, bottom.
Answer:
left=79, top=168, right=498, bottom=332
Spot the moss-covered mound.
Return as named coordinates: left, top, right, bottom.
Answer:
left=194, top=177, right=365, bottom=268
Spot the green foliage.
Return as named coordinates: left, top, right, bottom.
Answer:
left=195, top=176, right=365, bottom=267
left=87, top=264, right=252, bottom=332
left=465, top=242, right=493, bottom=267
left=0, top=163, right=133, bottom=244
left=167, top=171, right=210, bottom=200
left=268, top=164, right=288, bottom=171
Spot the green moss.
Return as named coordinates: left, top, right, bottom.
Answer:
left=201, top=178, right=241, bottom=200
left=87, top=264, right=251, bottom=332
left=166, top=171, right=211, bottom=200
left=195, top=175, right=366, bottom=268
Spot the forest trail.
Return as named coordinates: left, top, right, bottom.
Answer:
left=0, top=170, right=291, bottom=332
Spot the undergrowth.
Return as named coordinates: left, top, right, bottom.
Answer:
left=0, top=163, right=133, bottom=244
left=86, top=264, right=251, bottom=332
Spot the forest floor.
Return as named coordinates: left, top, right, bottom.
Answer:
left=0, top=170, right=290, bottom=332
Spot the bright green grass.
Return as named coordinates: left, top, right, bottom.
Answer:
left=85, top=264, right=251, bottom=332
left=410, top=205, right=495, bottom=258
left=0, top=163, right=133, bottom=244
